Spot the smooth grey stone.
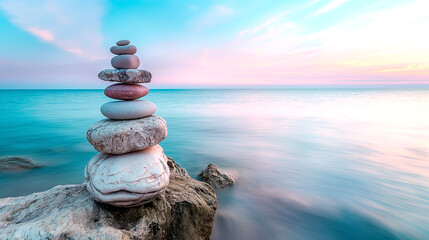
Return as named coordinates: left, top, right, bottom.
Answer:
left=98, top=69, right=151, bottom=84
left=116, top=40, right=130, bottom=46
left=100, top=100, right=156, bottom=120
left=86, top=115, right=168, bottom=154
left=110, top=45, right=137, bottom=55
left=111, top=55, right=140, bottom=69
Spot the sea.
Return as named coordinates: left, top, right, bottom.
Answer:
left=0, top=89, right=428, bottom=240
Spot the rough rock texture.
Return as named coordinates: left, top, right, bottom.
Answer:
left=199, top=163, right=235, bottom=189
left=0, top=159, right=217, bottom=240
left=167, top=156, right=189, bottom=177
left=0, top=156, right=41, bottom=171
left=85, top=145, right=170, bottom=207
left=98, top=69, right=152, bottom=84
left=100, top=100, right=157, bottom=120
left=87, top=115, right=168, bottom=154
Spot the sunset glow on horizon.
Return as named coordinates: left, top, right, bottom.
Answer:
left=0, top=0, right=428, bottom=88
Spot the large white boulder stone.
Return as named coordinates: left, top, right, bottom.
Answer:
left=85, top=145, right=170, bottom=207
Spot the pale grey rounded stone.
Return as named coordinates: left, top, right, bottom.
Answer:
left=110, top=45, right=137, bottom=55
left=98, top=69, right=151, bottom=84
left=85, top=145, right=170, bottom=207
left=100, top=100, right=156, bottom=120
left=86, top=115, right=168, bottom=154
left=116, top=40, right=130, bottom=46
left=111, top=54, right=140, bottom=69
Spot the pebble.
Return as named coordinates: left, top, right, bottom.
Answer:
left=110, top=45, right=137, bottom=55
left=85, top=145, right=170, bottom=207
left=104, top=84, right=148, bottom=100
left=86, top=115, right=168, bottom=154
left=116, top=40, right=130, bottom=46
left=111, top=55, right=140, bottom=69
left=100, top=100, right=156, bottom=120
left=98, top=69, right=151, bottom=84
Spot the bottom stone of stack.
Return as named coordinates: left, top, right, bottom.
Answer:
left=85, top=145, right=170, bottom=207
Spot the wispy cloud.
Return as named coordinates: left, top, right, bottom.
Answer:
left=27, top=27, right=55, bottom=42
left=163, top=1, right=429, bottom=86
left=0, top=0, right=106, bottom=60
left=194, top=5, right=233, bottom=30
left=249, top=10, right=289, bottom=34
left=315, top=0, right=348, bottom=15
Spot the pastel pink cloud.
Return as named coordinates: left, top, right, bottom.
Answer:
left=27, top=27, right=54, bottom=42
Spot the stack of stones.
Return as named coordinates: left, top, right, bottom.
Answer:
left=85, top=40, right=170, bottom=208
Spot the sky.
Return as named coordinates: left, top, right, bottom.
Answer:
left=0, top=0, right=428, bottom=88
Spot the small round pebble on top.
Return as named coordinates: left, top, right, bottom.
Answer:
left=116, top=40, right=130, bottom=46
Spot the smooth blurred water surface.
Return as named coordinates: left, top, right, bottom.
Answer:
left=0, top=89, right=428, bottom=240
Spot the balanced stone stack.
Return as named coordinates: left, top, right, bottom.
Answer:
left=85, top=40, right=170, bottom=208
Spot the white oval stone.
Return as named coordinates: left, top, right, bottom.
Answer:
left=100, top=100, right=156, bottom=120
left=86, top=115, right=168, bottom=154
left=85, top=145, right=170, bottom=207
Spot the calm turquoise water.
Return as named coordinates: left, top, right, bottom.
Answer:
left=0, top=89, right=428, bottom=239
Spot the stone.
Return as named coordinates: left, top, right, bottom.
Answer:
left=85, top=145, right=170, bottom=207
left=98, top=69, right=151, bottom=84
left=0, top=156, right=41, bottom=171
left=199, top=163, right=235, bottom=189
left=104, top=83, right=149, bottom=100
left=167, top=156, right=189, bottom=177
left=100, top=100, right=156, bottom=120
left=0, top=159, right=217, bottom=240
left=116, top=39, right=130, bottom=46
left=110, top=45, right=137, bottom=55
left=87, top=115, right=167, bottom=154
left=111, top=54, right=140, bottom=69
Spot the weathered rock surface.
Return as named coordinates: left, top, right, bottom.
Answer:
left=111, top=54, right=140, bottom=69
left=85, top=145, right=170, bottom=207
left=0, top=156, right=41, bottom=171
left=110, top=45, right=137, bottom=55
left=0, top=159, right=217, bottom=240
left=101, top=100, right=156, bottom=120
left=168, top=156, right=189, bottom=177
left=98, top=69, right=152, bottom=84
left=199, top=163, right=235, bottom=189
left=87, top=115, right=168, bottom=154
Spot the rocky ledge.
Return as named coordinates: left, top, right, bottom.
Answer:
left=0, top=158, right=216, bottom=240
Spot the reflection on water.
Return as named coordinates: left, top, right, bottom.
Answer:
left=0, top=89, right=428, bottom=239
